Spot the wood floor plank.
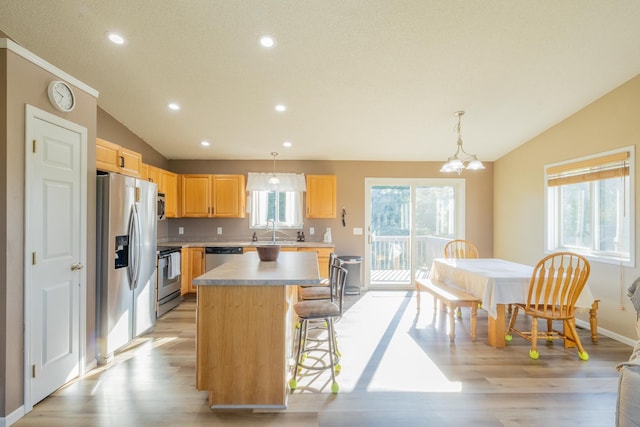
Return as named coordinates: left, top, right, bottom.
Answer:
left=14, top=292, right=631, bottom=427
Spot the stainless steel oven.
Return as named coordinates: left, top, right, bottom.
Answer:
left=156, top=246, right=182, bottom=317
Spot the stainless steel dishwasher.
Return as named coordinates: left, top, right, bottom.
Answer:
left=205, top=246, right=244, bottom=271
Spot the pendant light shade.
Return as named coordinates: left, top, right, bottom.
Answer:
left=268, top=152, right=280, bottom=187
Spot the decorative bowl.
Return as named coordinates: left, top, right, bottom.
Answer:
left=256, top=245, right=280, bottom=262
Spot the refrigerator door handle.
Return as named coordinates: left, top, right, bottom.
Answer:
left=127, top=205, right=142, bottom=290
left=127, top=207, right=137, bottom=290
left=131, top=203, right=143, bottom=289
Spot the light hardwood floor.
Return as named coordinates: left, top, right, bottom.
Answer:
left=15, top=291, right=631, bottom=427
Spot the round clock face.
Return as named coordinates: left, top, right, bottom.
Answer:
left=47, top=80, right=75, bottom=112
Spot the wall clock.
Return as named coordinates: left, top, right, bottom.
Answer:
left=47, top=80, right=75, bottom=112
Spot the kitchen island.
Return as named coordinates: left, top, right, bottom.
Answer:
left=192, top=251, right=321, bottom=409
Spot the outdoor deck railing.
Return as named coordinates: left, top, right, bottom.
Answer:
left=370, top=235, right=451, bottom=282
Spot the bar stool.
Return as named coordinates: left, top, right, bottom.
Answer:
left=298, top=253, right=342, bottom=300
left=289, top=264, right=348, bottom=394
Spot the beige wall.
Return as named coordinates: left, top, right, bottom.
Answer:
left=495, top=74, right=640, bottom=341
left=96, top=107, right=170, bottom=238
left=97, top=107, right=169, bottom=170
left=0, top=48, right=97, bottom=416
left=168, top=159, right=494, bottom=261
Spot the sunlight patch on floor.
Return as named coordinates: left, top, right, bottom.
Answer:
left=292, top=291, right=461, bottom=394
left=366, top=324, right=461, bottom=393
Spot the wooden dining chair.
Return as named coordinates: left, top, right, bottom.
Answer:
left=443, top=239, right=479, bottom=316
left=505, top=252, right=591, bottom=360
left=444, top=239, right=479, bottom=260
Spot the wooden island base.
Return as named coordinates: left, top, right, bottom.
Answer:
left=196, top=284, right=298, bottom=408
left=193, top=252, right=320, bottom=409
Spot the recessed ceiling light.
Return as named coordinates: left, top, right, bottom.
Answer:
left=200, top=140, right=210, bottom=147
left=282, top=141, right=292, bottom=148
left=259, top=35, right=276, bottom=48
left=107, top=32, right=126, bottom=45
left=168, top=103, right=180, bottom=111
left=275, top=104, right=287, bottom=112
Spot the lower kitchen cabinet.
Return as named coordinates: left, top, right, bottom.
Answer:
left=297, top=247, right=333, bottom=278
left=181, top=247, right=205, bottom=294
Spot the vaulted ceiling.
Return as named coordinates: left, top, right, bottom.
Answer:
left=2, top=1, right=640, bottom=162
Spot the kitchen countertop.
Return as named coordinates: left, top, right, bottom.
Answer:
left=192, top=251, right=321, bottom=286
left=159, top=239, right=335, bottom=249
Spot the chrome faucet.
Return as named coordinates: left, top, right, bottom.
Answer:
left=266, top=219, right=276, bottom=243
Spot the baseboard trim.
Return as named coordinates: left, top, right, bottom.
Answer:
left=576, top=318, right=636, bottom=347
left=0, top=405, right=25, bottom=427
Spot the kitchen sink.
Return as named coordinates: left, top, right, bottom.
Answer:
left=250, top=240, right=298, bottom=246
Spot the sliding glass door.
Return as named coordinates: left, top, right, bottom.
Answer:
left=365, top=178, right=465, bottom=290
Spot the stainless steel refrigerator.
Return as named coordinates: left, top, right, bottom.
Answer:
left=96, top=173, right=157, bottom=364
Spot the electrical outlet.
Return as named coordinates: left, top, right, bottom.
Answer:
left=309, top=227, right=315, bottom=235
left=178, top=227, right=184, bottom=235
left=217, top=227, right=223, bottom=235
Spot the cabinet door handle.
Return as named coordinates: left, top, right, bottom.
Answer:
left=119, top=156, right=125, bottom=168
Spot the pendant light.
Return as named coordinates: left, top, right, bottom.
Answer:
left=268, top=152, right=280, bottom=186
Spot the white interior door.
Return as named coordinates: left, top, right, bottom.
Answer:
left=25, top=105, right=87, bottom=408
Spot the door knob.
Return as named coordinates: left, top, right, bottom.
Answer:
left=70, top=263, right=84, bottom=271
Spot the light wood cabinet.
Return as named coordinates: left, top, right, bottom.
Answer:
left=180, top=174, right=211, bottom=217
left=143, top=165, right=178, bottom=218
left=181, top=247, right=205, bottom=294
left=96, top=138, right=142, bottom=177
left=140, top=163, right=149, bottom=180
left=162, top=170, right=178, bottom=218
left=180, top=174, right=246, bottom=218
left=146, top=164, right=162, bottom=185
left=211, top=174, right=246, bottom=218
left=306, top=175, right=337, bottom=218
left=297, top=247, right=334, bottom=279
left=180, top=248, right=190, bottom=295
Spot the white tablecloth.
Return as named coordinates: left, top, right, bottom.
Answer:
left=429, top=258, right=595, bottom=319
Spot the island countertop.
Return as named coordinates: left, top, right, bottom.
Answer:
left=192, top=251, right=321, bottom=286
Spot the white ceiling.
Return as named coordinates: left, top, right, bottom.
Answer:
left=2, top=1, right=640, bottom=162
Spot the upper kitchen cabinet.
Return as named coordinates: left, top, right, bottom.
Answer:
left=180, top=174, right=210, bottom=217
left=96, top=138, right=142, bottom=178
left=162, top=170, right=178, bottom=218
left=306, top=175, right=337, bottom=218
left=145, top=165, right=178, bottom=218
left=212, top=174, right=246, bottom=218
left=180, top=174, right=246, bottom=218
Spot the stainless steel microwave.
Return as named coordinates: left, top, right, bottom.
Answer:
left=157, top=192, right=166, bottom=220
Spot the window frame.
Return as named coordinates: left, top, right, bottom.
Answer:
left=248, top=189, right=304, bottom=230
left=544, top=146, right=635, bottom=267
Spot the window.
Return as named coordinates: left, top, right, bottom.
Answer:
left=249, top=190, right=303, bottom=229
left=246, top=172, right=306, bottom=229
left=545, top=147, right=634, bottom=266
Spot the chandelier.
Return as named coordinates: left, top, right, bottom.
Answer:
left=440, top=111, right=484, bottom=174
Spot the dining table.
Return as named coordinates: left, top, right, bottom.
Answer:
left=429, top=258, right=598, bottom=348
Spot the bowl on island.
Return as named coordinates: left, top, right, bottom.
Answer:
left=256, top=245, right=280, bottom=262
